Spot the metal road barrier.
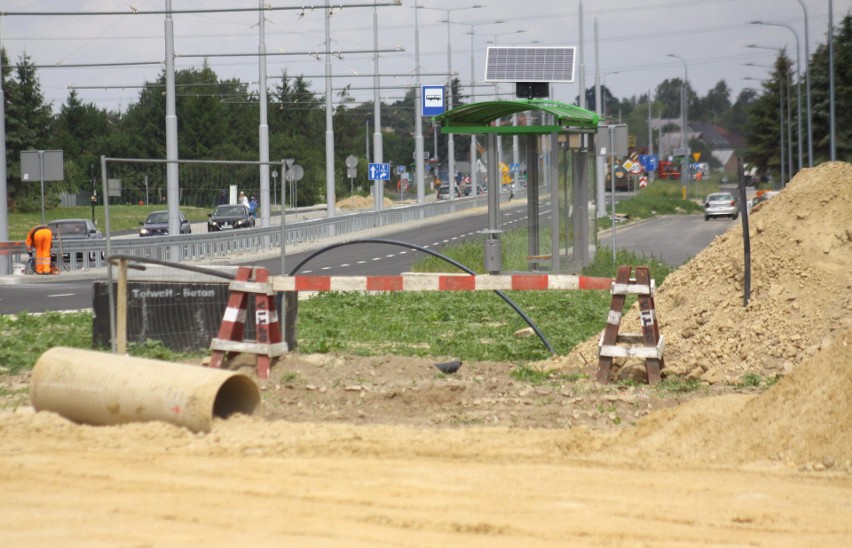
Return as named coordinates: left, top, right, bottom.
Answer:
left=2, top=192, right=504, bottom=275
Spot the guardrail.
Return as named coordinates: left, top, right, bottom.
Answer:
left=2, top=191, right=510, bottom=274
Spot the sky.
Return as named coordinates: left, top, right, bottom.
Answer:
left=1, top=0, right=850, bottom=115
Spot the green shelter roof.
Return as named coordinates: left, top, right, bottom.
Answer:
left=434, top=99, right=599, bottom=135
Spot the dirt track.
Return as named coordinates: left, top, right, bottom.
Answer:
left=1, top=163, right=850, bottom=545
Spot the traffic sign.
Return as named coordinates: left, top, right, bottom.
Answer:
left=621, top=159, right=635, bottom=172
left=397, top=165, right=405, bottom=175
left=509, top=162, right=521, bottom=172
left=368, top=163, right=391, bottom=181
left=422, top=85, right=445, bottom=117
left=638, top=154, right=658, bottom=173
left=285, top=164, right=304, bottom=181
left=345, top=155, right=358, bottom=169
left=347, top=167, right=357, bottom=178
left=629, top=162, right=643, bottom=175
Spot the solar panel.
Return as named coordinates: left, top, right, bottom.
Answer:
left=484, top=46, right=576, bottom=83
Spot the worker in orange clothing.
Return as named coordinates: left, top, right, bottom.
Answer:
left=25, top=224, right=53, bottom=274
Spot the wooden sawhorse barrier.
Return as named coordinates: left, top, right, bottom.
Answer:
left=209, top=267, right=287, bottom=380
left=596, top=266, right=665, bottom=385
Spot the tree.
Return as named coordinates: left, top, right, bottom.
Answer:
left=744, top=50, right=794, bottom=182
left=655, top=78, right=696, bottom=119
left=808, top=14, right=852, bottom=162
left=3, top=51, right=56, bottom=211
left=695, top=80, right=732, bottom=124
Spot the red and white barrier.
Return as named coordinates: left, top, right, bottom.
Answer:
left=271, top=273, right=613, bottom=293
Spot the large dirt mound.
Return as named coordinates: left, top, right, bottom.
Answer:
left=559, top=161, right=852, bottom=385
left=605, top=326, right=852, bottom=468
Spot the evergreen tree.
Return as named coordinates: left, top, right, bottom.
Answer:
left=3, top=51, right=55, bottom=211
left=744, top=50, right=794, bottom=182
left=808, top=14, right=852, bottom=162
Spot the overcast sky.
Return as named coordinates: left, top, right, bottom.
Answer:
left=2, top=0, right=849, bottom=115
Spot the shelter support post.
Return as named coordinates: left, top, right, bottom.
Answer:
left=549, top=133, right=560, bottom=272
left=526, top=134, right=540, bottom=270
left=573, top=150, right=590, bottom=267
left=484, top=133, right=502, bottom=274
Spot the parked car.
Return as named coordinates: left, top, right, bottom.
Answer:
left=436, top=184, right=461, bottom=200
left=703, top=192, right=739, bottom=221
left=139, top=210, right=191, bottom=237
left=46, top=218, right=103, bottom=263
left=207, top=204, right=255, bottom=232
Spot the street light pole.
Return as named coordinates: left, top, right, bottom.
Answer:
left=324, top=6, right=335, bottom=218
left=667, top=54, right=689, bottom=197
left=750, top=21, right=803, bottom=173
left=745, top=75, right=786, bottom=186
left=466, top=20, right=505, bottom=194
left=257, top=0, right=270, bottom=227
left=420, top=5, right=481, bottom=200
left=793, top=0, right=813, bottom=165
left=414, top=4, right=425, bottom=204
left=373, top=1, right=383, bottom=211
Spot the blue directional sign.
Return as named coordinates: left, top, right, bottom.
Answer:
left=368, top=163, right=391, bottom=181
left=638, top=154, right=658, bottom=173
left=422, top=85, right=446, bottom=117
left=397, top=165, right=405, bottom=175
left=509, top=162, right=521, bottom=173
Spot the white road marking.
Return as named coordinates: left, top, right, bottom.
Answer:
left=321, top=266, right=332, bottom=270
left=371, top=257, right=381, bottom=261
left=47, top=293, right=75, bottom=298
left=357, top=260, right=366, bottom=264
left=339, top=263, right=349, bottom=267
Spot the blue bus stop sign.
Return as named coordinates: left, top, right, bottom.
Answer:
left=422, top=85, right=445, bottom=117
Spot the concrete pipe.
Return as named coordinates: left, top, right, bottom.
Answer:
left=30, top=347, right=260, bottom=433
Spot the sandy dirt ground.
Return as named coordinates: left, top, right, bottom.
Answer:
left=0, top=163, right=850, bottom=546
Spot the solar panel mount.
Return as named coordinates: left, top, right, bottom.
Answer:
left=485, top=46, right=576, bottom=83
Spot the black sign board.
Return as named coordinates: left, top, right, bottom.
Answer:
left=92, top=281, right=257, bottom=351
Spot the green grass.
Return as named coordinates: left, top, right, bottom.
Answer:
left=0, top=312, right=204, bottom=375
left=7, top=205, right=211, bottom=240
left=296, top=227, right=671, bottom=363
left=597, top=180, right=705, bottom=230
left=0, top=221, right=673, bottom=374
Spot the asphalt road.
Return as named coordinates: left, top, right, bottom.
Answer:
left=606, top=214, right=737, bottom=267
left=0, top=205, right=736, bottom=314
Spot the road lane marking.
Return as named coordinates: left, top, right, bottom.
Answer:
left=47, top=293, right=75, bottom=298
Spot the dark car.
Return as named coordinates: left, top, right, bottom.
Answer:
left=207, top=204, right=255, bottom=232
left=139, top=210, right=191, bottom=237
left=46, top=219, right=103, bottom=263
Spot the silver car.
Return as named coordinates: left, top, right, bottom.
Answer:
left=703, top=192, right=739, bottom=221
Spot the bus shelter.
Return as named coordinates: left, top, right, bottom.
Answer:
left=435, top=99, right=600, bottom=274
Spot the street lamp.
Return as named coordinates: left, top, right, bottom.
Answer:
left=464, top=20, right=505, bottom=193
left=791, top=0, right=812, bottom=165
left=745, top=75, right=786, bottom=187
left=413, top=4, right=425, bottom=204
left=747, top=44, right=794, bottom=181
left=750, top=21, right=803, bottom=172
left=666, top=53, right=689, bottom=196
left=421, top=5, right=482, bottom=200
